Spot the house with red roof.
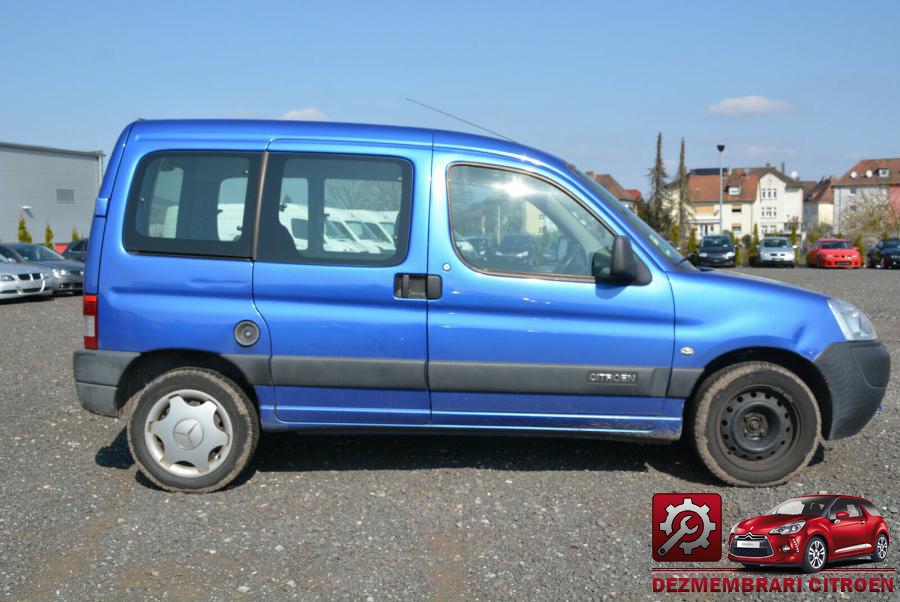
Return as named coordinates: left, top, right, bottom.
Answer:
left=831, top=158, right=900, bottom=233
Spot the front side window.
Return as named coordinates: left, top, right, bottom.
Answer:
left=448, top=165, right=615, bottom=278
left=257, top=154, right=411, bottom=265
left=124, top=152, right=260, bottom=257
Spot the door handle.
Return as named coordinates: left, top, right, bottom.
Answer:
left=394, top=274, right=442, bottom=300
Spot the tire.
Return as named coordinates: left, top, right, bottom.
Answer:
left=801, top=537, right=828, bottom=573
left=688, top=362, right=821, bottom=487
left=126, top=368, right=259, bottom=493
left=871, top=533, right=888, bottom=563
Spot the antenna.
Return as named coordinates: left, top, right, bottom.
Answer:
left=406, top=97, right=516, bottom=142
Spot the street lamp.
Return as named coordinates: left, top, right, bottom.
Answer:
left=717, top=144, right=725, bottom=234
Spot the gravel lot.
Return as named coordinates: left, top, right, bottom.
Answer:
left=1, top=268, right=897, bottom=601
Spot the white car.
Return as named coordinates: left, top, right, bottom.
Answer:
left=0, top=245, right=51, bottom=300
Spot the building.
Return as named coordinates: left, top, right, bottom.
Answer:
left=685, top=166, right=804, bottom=237
left=801, top=177, right=834, bottom=229
left=831, top=158, right=900, bottom=233
left=0, top=141, right=104, bottom=244
left=585, top=172, right=637, bottom=211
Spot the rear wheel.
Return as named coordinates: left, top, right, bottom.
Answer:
left=127, top=368, right=259, bottom=493
left=688, top=362, right=820, bottom=486
left=872, top=533, right=888, bottom=562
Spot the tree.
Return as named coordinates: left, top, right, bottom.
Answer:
left=840, top=188, right=900, bottom=240
left=789, top=221, right=798, bottom=247
left=44, top=223, right=54, bottom=249
left=71, top=226, right=80, bottom=241
left=687, top=228, right=698, bottom=255
left=17, top=215, right=32, bottom=243
left=853, top=232, right=863, bottom=256
left=669, top=223, right=680, bottom=248
left=646, top=132, right=672, bottom=234
left=673, top=137, right=693, bottom=242
left=749, top=224, right=760, bottom=266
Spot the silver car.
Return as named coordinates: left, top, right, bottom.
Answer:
left=0, top=246, right=51, bottom=300
left=757, top=237, right=796, bottom=267
left=5, top=243, right=85, bottom=294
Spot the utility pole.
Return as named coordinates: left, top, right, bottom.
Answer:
left=717, top=144, right=726, bottom=234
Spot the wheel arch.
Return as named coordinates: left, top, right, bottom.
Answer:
left=114, top=350, right=261, bottom=416
left=684, top=347, right=834, bottom=438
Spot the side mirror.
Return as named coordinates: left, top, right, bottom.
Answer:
left=835, top=511, right=850, bottom=520
left=594, top=235, right=638, bottom=283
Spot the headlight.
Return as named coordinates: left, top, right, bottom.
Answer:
left=699, top=252, right=708, bottom=257
left=770, top=520, right=806, bottom=535
left=828, top=298, right=877, bottom=341
left=730, top=522, right=740, bottom=534
left=52, top=268, right=68, bottom=277
left=0, top=274, right=14, bottom=282
left=725, top=251, right=735, bottom=258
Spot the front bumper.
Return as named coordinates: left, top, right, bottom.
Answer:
left=881, top=254, right=900, bottom=268
left=819, top=256, right=861, bottom=268
left=815, top=341, right=890, bottom=439
left=759, top=254, right=795, bottom=265
left=50, top=274, right=84, bottom=293
left=72, top=349, right=138, bottom=416
left=0, top=276, right=50, bottom=299
left=697, top=255, right=735, bottom=266
left=728, top=533, right=803, bottom=565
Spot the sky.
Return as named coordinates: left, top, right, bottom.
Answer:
left=2, top=0, right=899, bottom=193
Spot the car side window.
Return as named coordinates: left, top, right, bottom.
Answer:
left=831, top=500, right=861, bottom=518
left=124, top=152, right=260, bottom=257
left=447, top=164, right=615, bottom=278
left=257, top=153, right=412, bottom=266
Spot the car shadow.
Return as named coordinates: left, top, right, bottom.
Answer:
left=97, top=425, right=827, bottom=491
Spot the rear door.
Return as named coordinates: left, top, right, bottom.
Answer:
left=253, top=139, right=433, bottom=424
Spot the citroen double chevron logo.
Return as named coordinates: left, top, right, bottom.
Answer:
left=588, top=371, right=638, bottom=385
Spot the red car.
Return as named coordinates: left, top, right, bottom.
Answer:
left=728, top=495, right=890, bottom=573
left=807, top=238, right=862, bottom=268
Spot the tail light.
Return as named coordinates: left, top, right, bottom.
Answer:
left=83, top=294, right=98, bottom=349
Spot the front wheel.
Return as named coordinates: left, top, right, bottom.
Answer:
left=801, top=537, right=828, bottom=573
left=127, top=368, right=260, bottom=493
left=688, top=362, right=821, bottom=486
left=872, top=533, right=888, bottom=562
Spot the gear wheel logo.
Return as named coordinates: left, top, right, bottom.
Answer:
left=652, top=493, right=722, bottom=562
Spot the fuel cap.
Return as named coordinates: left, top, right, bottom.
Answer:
left=234, top=320, right=260, bottom=347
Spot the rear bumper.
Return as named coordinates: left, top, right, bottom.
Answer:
left=73, top=349, right=138, bottom=416
left=815, top=341, right=890, bottom=439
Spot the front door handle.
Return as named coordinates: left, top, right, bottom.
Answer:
left=394, top=274, right=442, bottom=300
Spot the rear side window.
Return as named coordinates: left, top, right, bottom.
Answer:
left=124, top=152, right=261, bottom=257
left=257, top=153, right=412, bottom=265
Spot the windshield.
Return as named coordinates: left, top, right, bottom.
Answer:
left=883, top=239, right=900, bottom=249
left=768, top=496, right=834, bottom=517
left=701, top=236, right=732, bottom=248
left=0, top=246, right=23, bottom=263
left=11, top=244, right=64, bottom=261
left=821, top=240, right=851, bottom=249
left=763, top=238, right=791, bottom=248
left=569, top=167, right=694, bottom=270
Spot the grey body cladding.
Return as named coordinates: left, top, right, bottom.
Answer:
left=244, top=355, right=703, bottom=398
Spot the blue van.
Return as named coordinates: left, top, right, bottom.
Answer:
left=74, top=120, right=889, bottom=493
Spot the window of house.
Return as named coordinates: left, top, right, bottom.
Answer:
left=728, top=186, right=741, bottom=195
left=448, top=164, right=615, bottom=279
left=56, top=189, right=75, bottom=204
left=761, top=207, right=777, bottom=219
left=124, top=152, right=260, bottom=257
left=257, top=153, right=412, bottom=265
left=849, top=186, right=858, bottom=196
left=731, top=204, right=742, bottom=213
left=878, top=168, right=890, bottom=178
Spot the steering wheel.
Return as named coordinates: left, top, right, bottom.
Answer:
left=556, top=241, right=590, bottom=275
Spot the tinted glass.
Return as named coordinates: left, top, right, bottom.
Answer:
left=763, top=238, right=790, bottom=248
left=124, top=153, right=260, bottom=257
left=448, top=165, right=615, bottom=278
left=830, top=499, right=861, bottom=519
left=883, top=239, right=900, bottom=249
left=0, top=246, right=22, bottom=262
left=257, top=154, right=412, bottom=265
left=701, top=236, right=732, bottom=248
left=820, top=241, right=851, bottom=249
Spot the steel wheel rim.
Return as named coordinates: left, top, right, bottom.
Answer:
left=144, top=389, right=233, bottom=478
left=808, top=540, right=825, bottom=569
left=716, top=386, right=800, bottom=469
left=877, top=536, right=887, bottom=559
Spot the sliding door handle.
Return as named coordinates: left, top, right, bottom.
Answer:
left=394, top=274, right=442, bottom=300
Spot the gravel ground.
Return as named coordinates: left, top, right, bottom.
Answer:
left=0, top=268, right=897, bottom=601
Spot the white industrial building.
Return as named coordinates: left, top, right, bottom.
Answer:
left=0, top=141, right=104, bottom=244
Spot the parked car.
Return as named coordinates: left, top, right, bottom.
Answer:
left=866, top=238, right=900, bottom=269
left=756, top=236, right=796, bottom=267
left=74, top=120, right=889, bottom=493
left=728, top=495, right=890, bottom=573
left=63, top=238, right=89, bottom=262
left=6, top=243, right=85, bottom=294
left=695, top=235, right=736, bottom=267
left=0, top=245, right=52, bottom=301
left=806, top=238, right=862, bottom=269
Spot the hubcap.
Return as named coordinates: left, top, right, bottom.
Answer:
left=144, top=389, right=233, bottom=478
left=717, top=387, right=799, bottom=465
left=877, top=537, right=888, bottom=559
left=809, top=540, right=825, bottom=569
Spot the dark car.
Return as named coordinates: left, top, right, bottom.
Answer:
left=695, top=235, right=736, bottom=267
left=6, top=243, right=85, bottom=294
left=728, top=495, right=890, bottom=573
left=63, top=238, right=89, bottom=263
left=867, top=238, right=900, bottom=269
left=492, top=234, right=540, bottom=270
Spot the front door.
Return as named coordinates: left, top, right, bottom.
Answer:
left=829, top=499, right=871, bottom=556
left=254, top=141, right=432, bottom=424
left=426, top=154, right=677, bottom=434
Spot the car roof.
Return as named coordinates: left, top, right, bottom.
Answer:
left=128, top=119, right=569, bottom=170
left=795, top=493, right=871, bottom=503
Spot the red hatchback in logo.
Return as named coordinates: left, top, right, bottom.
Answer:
left=728, top=495, right=890, bottom=573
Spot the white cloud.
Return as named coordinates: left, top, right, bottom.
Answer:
left=707, top=96, right=792, bottom=116
left=280, top=107, right=328, bottom=121
left=731, top=143, right=798, bottom=160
